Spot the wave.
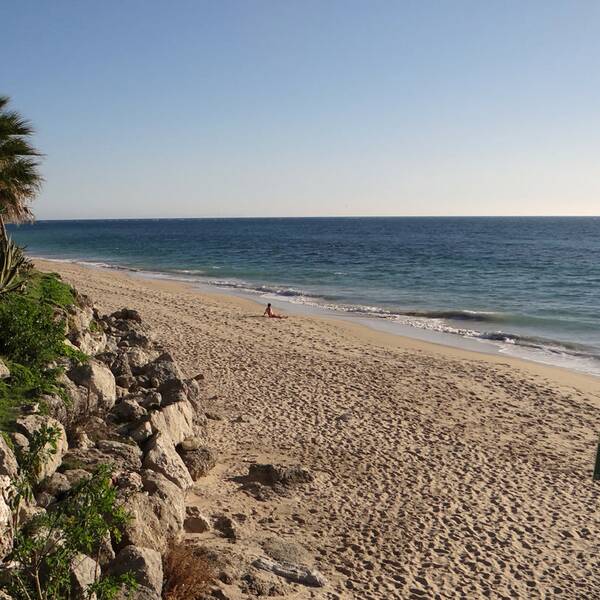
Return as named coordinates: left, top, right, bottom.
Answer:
left=33, top=254, right=600, bottom=372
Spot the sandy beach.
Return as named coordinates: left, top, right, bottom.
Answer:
left=36, top=259, right=600, bottom=599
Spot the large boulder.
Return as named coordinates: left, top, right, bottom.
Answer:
left=108, top=545, right=163, bottom=600
left=178, top=444, right=217, bottom=480
left=140, top=353, right=182, bottom=386
left=121, top=470, right=185, bottom=554
left=149, top=400, right=195, bottom=446
left=143, top=434, right=192, bottom=490
left=67, top=360, right=117, bottom=414
left=0, top=435, right=18, bottom=480
left=0, top=475, right=13, bottom=560
left=14, top=416, right=68, bottom=481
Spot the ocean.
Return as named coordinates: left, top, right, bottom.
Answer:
left=9, top=217, right=600, bottom=376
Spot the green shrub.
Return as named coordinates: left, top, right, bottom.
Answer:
left=6, top=464, right=136, bottom=600
left=24, top=271, right=76, bottom=308
left=0, top=295, right=67, bottom=367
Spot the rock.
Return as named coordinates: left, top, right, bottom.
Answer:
left=110, top=399, right=147, bottom=423
left=14, top=416, right=68, bottom=481
left=18, top=501, right=46, bottom=525
left=63, top=440, right=142, bottom=473
left=241, top=572, right=290, bottom=597
left=57, top=373, right=89, bottom=425
left=111, top=308, right=143, bottom=324
left=63, top=469, right=91, bottom=487
left=0, top=435, right=18, bottom=480
left=35, top=491, right=56, bottom=508
left=0, top=476, right=13, bottom=560
left=140, top=353, right=182, bottom=386
left=262, top=537, right=311, bottom=566
left=130, top=421, right=153, bottom=444
left=40, top=393, right=68, bottom=423
left=72, top=330, right=107, bottom=355
left=110, top=352, right=133, bottom=378
left=157, top=379, right=187, bottom=405
left=0, top=359, right=9, bottom=380
left=178, top=445, right=217, bottom=480
left=113, top=471, right=144, bottom=494
left=184, top=506, right=211, bottom=533
left=213, top=515, right=238, bottom=541
left=8, top=432, right=28, bottom=455
left=126, top=347, right=157, bottom=372
left=248, top=463, right=313, bottom=487
left=67, top=359, right=117, bottom=413
left=39, top=472, right=71, bottom=498
left=252, top=556, right=326, bottom=587
left=108, top=545, right=163, bottom=599
left=138, top=391, right=161, bottom=409
left=70, top=553, right=97, bottom=599
left=67, top=304, right=94, bottom=334
left=143, top=434, right=193, bottom=490
left=121, top=471, right=185, bottom=554
left=70, top=430, right=94, bottom=450
left=149, top=400, right=195, bottom=445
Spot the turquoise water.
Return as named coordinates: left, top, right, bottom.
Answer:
left=10, top=217, right=600, bottom=376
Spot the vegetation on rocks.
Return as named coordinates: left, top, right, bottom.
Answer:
left=0, top=271, right=82, bottom=429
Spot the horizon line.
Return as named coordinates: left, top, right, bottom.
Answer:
left=11, top=214, right=600, bottom=223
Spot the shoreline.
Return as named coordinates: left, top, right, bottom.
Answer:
left=34, top=258, right=600, bottom=598
left=36, top=257, right=600, bottom=392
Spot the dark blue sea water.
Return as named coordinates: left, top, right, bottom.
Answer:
left=9, top=217, right=600, bottom=376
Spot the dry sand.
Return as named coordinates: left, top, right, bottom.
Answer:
left=37, top=260, right=600, bottom=599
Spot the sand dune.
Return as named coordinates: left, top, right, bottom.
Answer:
left=37, top=260, right=600, bottom=599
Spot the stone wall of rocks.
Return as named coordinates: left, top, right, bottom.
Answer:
left=0, top=296, right=214, bottom=600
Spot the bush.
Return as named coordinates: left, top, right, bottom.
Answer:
left=6, top=465, right=136, bottom=600
left=0, top=295, right=67, bottom=367
left=163, top=543, right=214, bottom=600
left=0, top=271, right=81, bottom=429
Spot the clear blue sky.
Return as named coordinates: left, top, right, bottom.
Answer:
left=3, top=1, right=599, bottom=218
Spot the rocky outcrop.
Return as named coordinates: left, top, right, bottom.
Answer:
left=0, top=301, right=211, bottom=597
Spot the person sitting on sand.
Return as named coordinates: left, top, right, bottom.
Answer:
left=263, top=303, right=287, bottom=319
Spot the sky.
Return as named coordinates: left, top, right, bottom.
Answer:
left=2, top=0, right=599, bottom=219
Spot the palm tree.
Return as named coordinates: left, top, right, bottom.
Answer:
left=0, top=95, right=43, bottom=242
